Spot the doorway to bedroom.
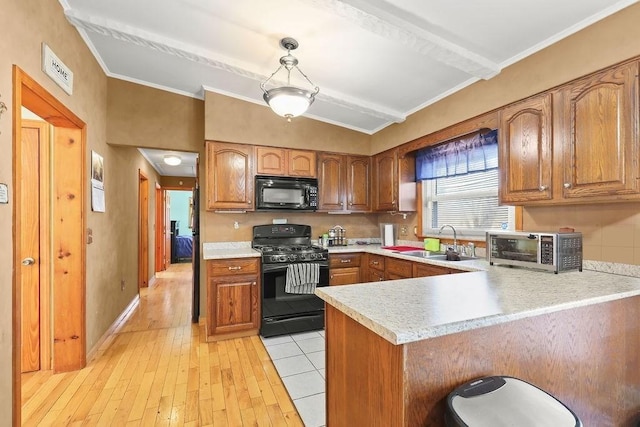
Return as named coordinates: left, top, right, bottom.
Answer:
left=167, top=189, right=194, bottom=264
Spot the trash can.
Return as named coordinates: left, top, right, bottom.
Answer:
left=446, top=376, right=582, bottom=427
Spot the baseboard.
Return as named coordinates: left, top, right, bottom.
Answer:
left=86, top=294, right=140, bottom=363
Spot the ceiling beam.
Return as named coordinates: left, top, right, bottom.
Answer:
left=63, top=8, right=406, bottom=124
left=301, top=0, right=501, bottom=79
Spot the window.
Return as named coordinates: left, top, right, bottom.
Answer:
left=416, top=129, right=514, bottom=236
left=422, top=169, right=515, bottom=236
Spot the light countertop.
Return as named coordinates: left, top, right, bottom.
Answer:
left=317, top=246, right=640, bottom=345
left=202, top=242, right=259, bottom=260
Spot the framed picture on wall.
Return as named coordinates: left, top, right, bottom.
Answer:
left=91, top=150, right=105, bottom=212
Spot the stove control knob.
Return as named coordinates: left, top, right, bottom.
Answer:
left=278, top=255, right=286, bottom=262
left=308, top=253, right=315, bottom=260
left=288, top=254, right=296, bottom=262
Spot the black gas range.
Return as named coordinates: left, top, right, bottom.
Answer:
left=252, top=224, right=328, bottom=337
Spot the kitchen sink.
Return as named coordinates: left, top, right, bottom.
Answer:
left=395, top=250, right=477, bottom=262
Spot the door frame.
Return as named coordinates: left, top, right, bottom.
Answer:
left=154, top=183, right=164, bottom=273
left=13, top=66, right=86, bottom=425
left=138, top=171, right=150, bottom=288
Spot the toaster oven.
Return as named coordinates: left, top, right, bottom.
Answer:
left=487, top=231, right=582, bottom=273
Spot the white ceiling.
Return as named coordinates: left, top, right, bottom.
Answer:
left=61, top=0, right=637, bottom=135
left=138, top=148, right=198, bottom=177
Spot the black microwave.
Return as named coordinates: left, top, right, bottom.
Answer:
left=255, top=175, right=318, bottom=211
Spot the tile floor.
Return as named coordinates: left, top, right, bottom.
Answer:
left=261, top=330, right=327, bottom=427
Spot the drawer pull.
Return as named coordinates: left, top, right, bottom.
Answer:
left=251, top=281, right=256, bottom=286
left=372, top=261, right=379, bottom=265
left=228, top=266, right=242, bottom=271
left=340, top=259, right=351, bottom=263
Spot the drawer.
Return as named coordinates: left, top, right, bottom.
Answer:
left=368, top=254, right=385, bottom=271
left=386, top=257, right=412, bottom=278
left=330, top=253, right=361, bottom=268
left=208, top=258, right=259, bottom=276
left=412, top=262, right=450, bottom=277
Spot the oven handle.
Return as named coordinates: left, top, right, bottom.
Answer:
left=262, top=262, right=329, bottom=273
left=264, top=310, right=325, bottom=323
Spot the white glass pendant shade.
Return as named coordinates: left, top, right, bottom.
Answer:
left=263, top=87, right=315, bottom=120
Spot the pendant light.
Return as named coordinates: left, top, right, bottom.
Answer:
left=260, top=37, right=319, bottom=122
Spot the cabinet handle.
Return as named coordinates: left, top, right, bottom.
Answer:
left=248, top=200, right=252, bottom=204
left=228, top=266, right=242, bottom=271
left=340, top=201, right=343, bottom=206
left=340, top=259, right=351, bottom=263
left=563, top=183, right=572, bottom=189
left=349, top=200, right=353, bottom=206
left=251, top=281, right=256, bottom=286
left=539, top=185, right=547, bottom=191
left=372, top=261, right=379, bottom=265
left=330, top=275, right=334, bottom=279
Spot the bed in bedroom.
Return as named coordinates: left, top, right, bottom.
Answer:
left=173, top=234, right=193, bottom=262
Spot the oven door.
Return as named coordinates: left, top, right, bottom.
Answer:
left=261, top=262, right=328, bottom=337
left=489, top=233, right=540, bottom=265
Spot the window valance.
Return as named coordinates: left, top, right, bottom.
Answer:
left=416, top=129, right=498, bottom=180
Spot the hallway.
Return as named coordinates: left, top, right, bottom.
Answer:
left=21, top=264, right=304, bottom=426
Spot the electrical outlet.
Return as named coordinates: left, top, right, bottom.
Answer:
left=233, top=221, right=239, bottom=229
left=120, top=279, right=125, bottom=291
left=400, top=225, right=408, bottom=236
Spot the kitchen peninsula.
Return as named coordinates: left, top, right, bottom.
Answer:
left=316, top=259, right=640, bottom=426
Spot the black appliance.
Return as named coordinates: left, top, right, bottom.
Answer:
left=255, top=175, right=318, bottom=211
left=252, top=224, right=328, bottom=337
left=191, top=184, right=200, bottom=323
left=170, top=220, right=179, bottom=264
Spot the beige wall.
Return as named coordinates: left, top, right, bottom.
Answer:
left=523, top=203, right=640, bottom=264
left=0, top=1, right=169, bottom=421
left=204, top=91, right=371, bottom=155
left=107, top=79, right=205, bottom=152
left=371, top=2, right=640, bottom=154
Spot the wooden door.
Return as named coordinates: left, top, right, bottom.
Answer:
left=373, top=150, right=397, bottom=211
left=20, top=120, right=49, bottom=373
left=164, top=190, right=171, bottom=267
left=346, top=156, right=370, bottom=211
left=206, top=141, right=254, bottom=210
left=288, top=149, right=317, bottom=177
left=560, top=62, right=639, bottom=199
left=138, top=172, right=149, bottom=288
left=154, top=186, right=165, bottom=272
left=256, top=146, right=287, bottom=175
left=317, top=153, right=345, bottom=211
left=499, top=93, right=553, bottom=203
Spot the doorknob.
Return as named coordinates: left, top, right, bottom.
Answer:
left=22, top=257, right=35, bottom=266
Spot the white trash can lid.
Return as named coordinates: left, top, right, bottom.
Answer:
left=448, top=376, right=581, bottom=427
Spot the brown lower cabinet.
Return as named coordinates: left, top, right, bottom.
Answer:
left=413, top=262, right=463, bottom=277
left=329, top=253, right=361, bottom=285
left=206, top=258, right=260, bottom=341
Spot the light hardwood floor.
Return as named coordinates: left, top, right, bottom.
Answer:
left=21, top=263, right=304, bottom=426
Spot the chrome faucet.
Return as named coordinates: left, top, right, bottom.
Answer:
left=438, top=224, right=458, bottom=252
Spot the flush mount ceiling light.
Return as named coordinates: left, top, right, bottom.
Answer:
left=163, top=154, right=182, bottom=166
left=260, top=37, right=319, bottom=122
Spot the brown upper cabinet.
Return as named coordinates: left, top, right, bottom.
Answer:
left=372, top=149, right=416, bottom=212
left=255, top=146, right=316, bottom=178
left=206, top=141, right=254, bottom=210
left=499, top=93, right=553, bottom=203
left=317, top=153, right=371, bottom=212
left=499, top=61, right=640, bottom=205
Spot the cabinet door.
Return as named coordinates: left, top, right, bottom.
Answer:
left=367, top=269, right=385, bottom=282
left=256, top=147, right=287, bottom=176
left=346, top=156, right=371, bottom=211
left=560, top=62, right=640, bottom=199
left=385, top=257, right=412, bottom=278
left=412, top=262, right=451, bottom=277
left=499, top=93, right=553, bottom=203
left=206, top=141, right=254, bottom=210
left=330, top=267, right=361, bottom=286
left=208, top=274, right=259, bottom=336
left=318, top=153, right=345, bottom=211
left=288, top=149, right=317, bottom=177
left=373, top=150, right=397, bottom=211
